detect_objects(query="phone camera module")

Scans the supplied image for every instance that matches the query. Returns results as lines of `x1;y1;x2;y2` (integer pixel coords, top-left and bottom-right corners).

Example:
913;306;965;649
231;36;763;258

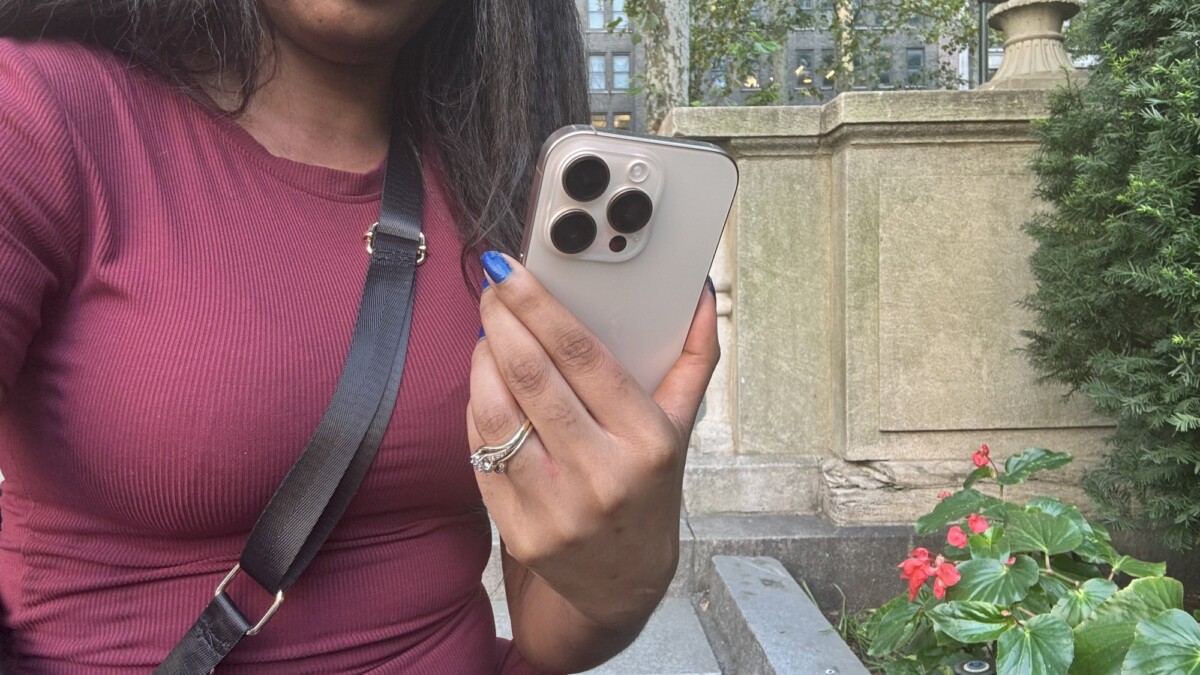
550;210;598;254
563;155;610;202
607;189;654;234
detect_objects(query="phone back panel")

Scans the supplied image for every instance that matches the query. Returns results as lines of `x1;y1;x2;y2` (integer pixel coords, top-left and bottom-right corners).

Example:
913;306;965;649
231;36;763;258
520;126;738;392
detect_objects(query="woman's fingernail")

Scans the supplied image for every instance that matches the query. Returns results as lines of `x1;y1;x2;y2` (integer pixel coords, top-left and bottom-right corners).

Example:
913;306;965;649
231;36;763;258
705;276;717;296
478;327;486;341
481;251;511;284
482;276;490;291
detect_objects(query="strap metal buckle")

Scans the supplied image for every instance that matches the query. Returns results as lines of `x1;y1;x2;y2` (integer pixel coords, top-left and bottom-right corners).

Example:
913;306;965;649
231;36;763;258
363;222;426;265
214;564;285;636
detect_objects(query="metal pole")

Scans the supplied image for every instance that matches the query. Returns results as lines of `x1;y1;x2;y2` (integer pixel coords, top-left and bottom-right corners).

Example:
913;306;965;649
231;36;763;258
977;2;990;87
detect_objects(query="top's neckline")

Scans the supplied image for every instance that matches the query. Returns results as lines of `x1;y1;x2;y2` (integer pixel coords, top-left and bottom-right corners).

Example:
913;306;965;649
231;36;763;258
189;89;388;202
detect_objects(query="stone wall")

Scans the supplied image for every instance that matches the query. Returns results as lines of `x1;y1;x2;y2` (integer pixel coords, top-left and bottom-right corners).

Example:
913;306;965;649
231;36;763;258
662;90;1114;526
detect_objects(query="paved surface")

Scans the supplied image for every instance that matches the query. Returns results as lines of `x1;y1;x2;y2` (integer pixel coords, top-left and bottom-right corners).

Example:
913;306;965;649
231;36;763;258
493;597;721;675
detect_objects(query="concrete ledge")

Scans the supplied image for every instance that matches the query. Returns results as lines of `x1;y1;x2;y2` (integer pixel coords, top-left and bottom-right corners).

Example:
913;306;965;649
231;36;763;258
663;89;1051;142
701;555;869;675
688;514;940;616
684;454;823;515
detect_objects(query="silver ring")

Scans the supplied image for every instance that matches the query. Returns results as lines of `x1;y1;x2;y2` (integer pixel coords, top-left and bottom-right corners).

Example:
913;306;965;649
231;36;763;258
470;419;534;474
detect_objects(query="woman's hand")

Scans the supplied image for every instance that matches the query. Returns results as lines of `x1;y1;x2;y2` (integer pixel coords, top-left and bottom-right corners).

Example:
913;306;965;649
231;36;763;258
468;251;719;672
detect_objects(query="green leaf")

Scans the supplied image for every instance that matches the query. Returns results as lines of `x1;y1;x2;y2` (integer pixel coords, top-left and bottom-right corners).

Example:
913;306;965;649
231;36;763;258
1070;577;1185;675
928;601;1014;644
1024;498;1114;563
997;614;1074;675
1111;555;1167;579
1007;509;1084;557
1053;578;1119;628
1122;609;1200;675
1039;575;1074;603
996;449;1073;486
1051;555;1104;583
964;466;995;489
949;556;1040;605
969;529;1012;562
917;489;987;534
867;596;923;657
883;659;926;675
1022;585;1057;615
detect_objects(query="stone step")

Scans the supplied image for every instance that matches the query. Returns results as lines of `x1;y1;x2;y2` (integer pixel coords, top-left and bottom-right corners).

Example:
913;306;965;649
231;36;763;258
700;555;870;675
493;597;721;675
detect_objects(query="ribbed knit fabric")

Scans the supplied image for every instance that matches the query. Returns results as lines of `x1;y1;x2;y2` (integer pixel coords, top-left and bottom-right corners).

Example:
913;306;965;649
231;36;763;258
0;38;539;674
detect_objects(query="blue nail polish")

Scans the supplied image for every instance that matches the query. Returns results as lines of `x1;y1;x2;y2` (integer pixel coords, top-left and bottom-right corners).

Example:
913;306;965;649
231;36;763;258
481;251;511;284
482;276;490;291
478;327;486;340
705;276;716;296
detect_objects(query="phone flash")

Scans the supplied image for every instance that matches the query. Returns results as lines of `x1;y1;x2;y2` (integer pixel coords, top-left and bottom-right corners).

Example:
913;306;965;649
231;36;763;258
628;160;649;183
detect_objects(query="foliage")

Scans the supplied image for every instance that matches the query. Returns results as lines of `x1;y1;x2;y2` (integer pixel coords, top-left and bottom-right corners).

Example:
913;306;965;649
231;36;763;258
619;0;975;108
1021;0;1200;549
857;444;1199;675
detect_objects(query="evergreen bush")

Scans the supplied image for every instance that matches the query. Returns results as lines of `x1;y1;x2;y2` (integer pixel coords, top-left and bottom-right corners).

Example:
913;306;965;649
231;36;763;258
1023;0;1200;549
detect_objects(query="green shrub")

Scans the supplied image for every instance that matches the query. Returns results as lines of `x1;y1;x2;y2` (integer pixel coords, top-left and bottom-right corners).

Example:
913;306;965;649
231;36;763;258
1022;0;1200;549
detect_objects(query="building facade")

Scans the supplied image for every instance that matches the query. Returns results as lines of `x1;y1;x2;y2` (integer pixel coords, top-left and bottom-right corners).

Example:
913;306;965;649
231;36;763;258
578;0;648;132
576;0;968;133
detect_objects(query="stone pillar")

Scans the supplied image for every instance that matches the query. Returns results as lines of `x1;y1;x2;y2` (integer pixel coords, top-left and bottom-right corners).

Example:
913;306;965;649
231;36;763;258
663;90;1112;526
980;0;1086;90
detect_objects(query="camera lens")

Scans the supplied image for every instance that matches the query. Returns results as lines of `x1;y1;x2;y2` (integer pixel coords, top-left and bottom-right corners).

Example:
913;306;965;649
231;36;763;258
607;189;653;234
549;210;597;254
563;155;610;202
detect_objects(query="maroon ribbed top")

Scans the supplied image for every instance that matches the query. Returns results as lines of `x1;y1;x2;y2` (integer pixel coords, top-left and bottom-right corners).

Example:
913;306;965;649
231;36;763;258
0;38;534;673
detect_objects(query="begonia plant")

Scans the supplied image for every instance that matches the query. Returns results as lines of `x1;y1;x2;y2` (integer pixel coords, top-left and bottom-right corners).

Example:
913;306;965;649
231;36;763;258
857;445;1200;675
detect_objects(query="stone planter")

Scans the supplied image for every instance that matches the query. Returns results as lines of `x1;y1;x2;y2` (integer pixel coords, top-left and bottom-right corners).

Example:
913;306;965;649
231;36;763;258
981;0;1087;90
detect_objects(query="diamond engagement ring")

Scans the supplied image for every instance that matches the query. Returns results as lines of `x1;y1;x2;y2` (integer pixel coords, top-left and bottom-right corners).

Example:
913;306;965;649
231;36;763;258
470;419;534;474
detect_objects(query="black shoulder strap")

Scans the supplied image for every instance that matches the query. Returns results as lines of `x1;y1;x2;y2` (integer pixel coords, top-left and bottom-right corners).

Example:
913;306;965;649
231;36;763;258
157;125;426;674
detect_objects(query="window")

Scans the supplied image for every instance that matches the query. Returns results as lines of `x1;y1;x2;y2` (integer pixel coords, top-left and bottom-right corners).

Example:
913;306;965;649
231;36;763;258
906;47;925;83
591;113;608;128
710;57;729;91
799;0;814;9
612;0;627;26
588;54;607;91
613;113;632;130
588;54;631;92
612;54;631;91
589;0;626;31
821;48;836;88
794;50;815;87
587;0;605;30
878;58;894;87
877;50;895;87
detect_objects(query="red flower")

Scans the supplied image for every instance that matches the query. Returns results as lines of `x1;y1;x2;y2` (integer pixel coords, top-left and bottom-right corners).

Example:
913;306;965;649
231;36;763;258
968;514;990;534
937;491;952;500
898;549;961;601
972;443;991;468
1007;556;1016;565
947;525;968;548
932;560;961;599
898;548;936;601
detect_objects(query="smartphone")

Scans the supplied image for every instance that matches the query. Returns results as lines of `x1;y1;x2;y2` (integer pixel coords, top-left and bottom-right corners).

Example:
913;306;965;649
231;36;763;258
519;125;739;392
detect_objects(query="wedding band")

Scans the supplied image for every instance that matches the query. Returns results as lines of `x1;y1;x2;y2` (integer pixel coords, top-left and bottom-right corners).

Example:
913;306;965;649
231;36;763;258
470;419;534;474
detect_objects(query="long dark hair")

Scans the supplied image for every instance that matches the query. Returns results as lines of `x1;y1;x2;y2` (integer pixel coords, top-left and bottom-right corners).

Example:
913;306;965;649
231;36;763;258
0;1;589;257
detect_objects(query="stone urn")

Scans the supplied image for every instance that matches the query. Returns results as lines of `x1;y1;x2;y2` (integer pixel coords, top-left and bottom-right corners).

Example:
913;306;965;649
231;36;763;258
980;0;1087;90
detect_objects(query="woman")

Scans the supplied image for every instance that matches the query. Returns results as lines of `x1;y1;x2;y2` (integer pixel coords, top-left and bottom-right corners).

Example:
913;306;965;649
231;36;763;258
0;0;719;672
